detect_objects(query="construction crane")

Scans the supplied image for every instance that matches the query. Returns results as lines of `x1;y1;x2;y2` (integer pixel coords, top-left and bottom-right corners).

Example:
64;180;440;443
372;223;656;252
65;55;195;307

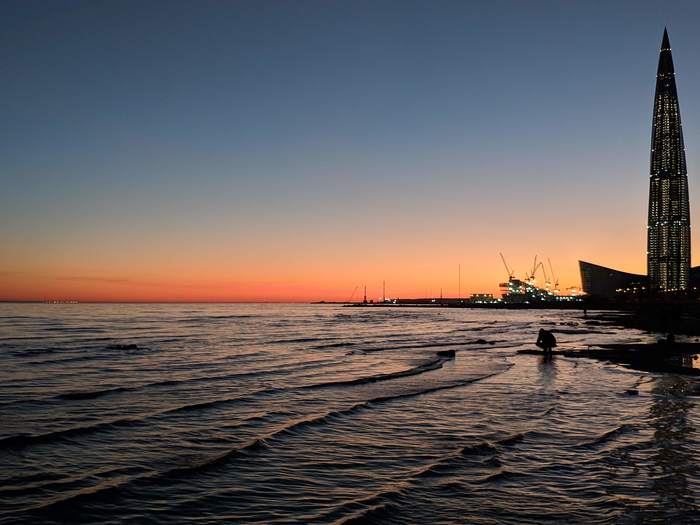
347;286;359;303
534;261;551;289
548;258;560;292
528;255;539;283
499;252;515;279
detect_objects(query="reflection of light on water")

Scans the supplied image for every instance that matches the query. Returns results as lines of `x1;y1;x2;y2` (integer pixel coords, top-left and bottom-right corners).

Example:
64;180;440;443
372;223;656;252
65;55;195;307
647;375;697;518
681;354;700;369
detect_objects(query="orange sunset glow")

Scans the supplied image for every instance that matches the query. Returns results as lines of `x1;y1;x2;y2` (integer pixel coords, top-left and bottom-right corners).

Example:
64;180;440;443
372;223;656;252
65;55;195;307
3;3;700;303
5;5;700;525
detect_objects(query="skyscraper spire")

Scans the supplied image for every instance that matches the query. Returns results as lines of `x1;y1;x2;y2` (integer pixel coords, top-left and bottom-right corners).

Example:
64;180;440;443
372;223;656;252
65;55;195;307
657;27;674;75
647;28;691;291
661;27;670;50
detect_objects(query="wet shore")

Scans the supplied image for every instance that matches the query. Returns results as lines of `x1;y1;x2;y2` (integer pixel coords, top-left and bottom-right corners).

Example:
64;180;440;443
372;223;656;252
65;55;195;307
518;304;700;376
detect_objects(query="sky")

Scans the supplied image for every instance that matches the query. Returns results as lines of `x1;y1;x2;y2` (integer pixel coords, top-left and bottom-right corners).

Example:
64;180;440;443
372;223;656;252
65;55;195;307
3;0;700;302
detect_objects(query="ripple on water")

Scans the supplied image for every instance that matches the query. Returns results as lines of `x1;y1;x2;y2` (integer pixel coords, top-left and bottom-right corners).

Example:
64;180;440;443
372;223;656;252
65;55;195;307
0;304;699;524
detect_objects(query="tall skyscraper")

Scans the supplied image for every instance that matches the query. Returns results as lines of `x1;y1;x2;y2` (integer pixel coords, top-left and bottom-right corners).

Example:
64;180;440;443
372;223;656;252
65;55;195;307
647;28;691;292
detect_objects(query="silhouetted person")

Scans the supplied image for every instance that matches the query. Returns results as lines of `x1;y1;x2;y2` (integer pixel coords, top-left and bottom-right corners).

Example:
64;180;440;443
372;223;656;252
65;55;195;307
536;328;557;357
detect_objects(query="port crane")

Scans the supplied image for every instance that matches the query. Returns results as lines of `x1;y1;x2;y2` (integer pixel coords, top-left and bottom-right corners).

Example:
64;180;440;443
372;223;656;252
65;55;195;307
548;258;560;293
524;256;560;292
524;255;540;285
499;253;563;296
499;252;515;279
497;253;580;303
529;255;538;282
532;261;551;289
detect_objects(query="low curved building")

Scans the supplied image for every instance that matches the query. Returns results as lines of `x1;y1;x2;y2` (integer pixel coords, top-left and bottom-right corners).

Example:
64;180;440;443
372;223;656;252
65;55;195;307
579;260;700;298
578;261;647;298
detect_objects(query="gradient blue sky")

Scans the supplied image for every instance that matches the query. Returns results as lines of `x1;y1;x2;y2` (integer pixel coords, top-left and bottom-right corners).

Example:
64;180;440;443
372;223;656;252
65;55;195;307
2;1;700;301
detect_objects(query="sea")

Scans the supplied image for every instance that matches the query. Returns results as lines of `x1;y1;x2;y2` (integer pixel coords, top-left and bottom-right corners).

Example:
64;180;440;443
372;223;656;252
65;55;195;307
1;303;699;524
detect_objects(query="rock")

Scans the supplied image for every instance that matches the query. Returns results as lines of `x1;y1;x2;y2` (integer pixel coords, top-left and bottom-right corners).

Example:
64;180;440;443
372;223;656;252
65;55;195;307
107;343;138;350
437;349;456;359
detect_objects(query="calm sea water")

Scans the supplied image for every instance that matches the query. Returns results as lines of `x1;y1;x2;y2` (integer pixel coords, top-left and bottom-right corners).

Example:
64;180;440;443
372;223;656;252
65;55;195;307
1;303;699;524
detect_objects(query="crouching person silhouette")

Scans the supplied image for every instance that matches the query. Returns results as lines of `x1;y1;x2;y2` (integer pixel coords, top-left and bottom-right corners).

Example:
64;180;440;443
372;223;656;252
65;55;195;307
536;328;557;358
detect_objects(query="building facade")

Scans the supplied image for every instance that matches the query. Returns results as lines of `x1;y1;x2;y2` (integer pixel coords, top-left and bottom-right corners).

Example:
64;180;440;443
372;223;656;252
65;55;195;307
647;28;691;291
579;29;694;298
579;261;648;298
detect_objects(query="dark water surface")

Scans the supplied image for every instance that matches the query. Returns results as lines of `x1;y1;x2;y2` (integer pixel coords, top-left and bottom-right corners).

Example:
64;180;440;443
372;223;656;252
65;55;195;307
1;304;699;524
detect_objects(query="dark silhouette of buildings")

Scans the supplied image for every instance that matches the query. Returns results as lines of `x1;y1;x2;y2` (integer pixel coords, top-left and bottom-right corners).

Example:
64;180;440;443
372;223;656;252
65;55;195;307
579;261;648;298
647;28;691;291
580;29;693;298
579;260;700;298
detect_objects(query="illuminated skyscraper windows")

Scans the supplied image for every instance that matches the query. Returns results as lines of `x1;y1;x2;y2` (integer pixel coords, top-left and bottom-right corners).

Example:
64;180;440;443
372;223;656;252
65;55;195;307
648;28;690;291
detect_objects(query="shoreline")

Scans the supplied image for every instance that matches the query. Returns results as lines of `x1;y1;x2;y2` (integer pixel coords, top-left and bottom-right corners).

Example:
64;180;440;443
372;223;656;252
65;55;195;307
521;307;700;377
518;343;700;377
333;300;700;377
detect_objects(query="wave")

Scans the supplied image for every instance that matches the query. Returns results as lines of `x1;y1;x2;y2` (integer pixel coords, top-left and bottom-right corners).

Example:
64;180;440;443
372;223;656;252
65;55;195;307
18;403;378;516
21;343;151;365
476;469;526;484
413;443;497;480
43;327;105;334
495;432;526;446
0;387;283;452
43;355;460;419
239;370;511;476
21;470;158;518
9;347;59;357
152;371;511;477
0;465;144;500
15;337;206;364
266;337;324;344
0;416;144;451
576;423;635;449
4;360;509;455
160;387;282;416
161;401;372;478
362;340;473;353
324;490;404;525
328;429;524;524
25;354;104;366
55;387;128;401
5;355;344;420
413;432;525;479
541;406;557;416
302;356;447;389
177;314;260;322
312;341;359;350
19;367;512;516
3;356;344;408
2;384;290;449
334;501;400;525
141;358;339;391
365;338;515;353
